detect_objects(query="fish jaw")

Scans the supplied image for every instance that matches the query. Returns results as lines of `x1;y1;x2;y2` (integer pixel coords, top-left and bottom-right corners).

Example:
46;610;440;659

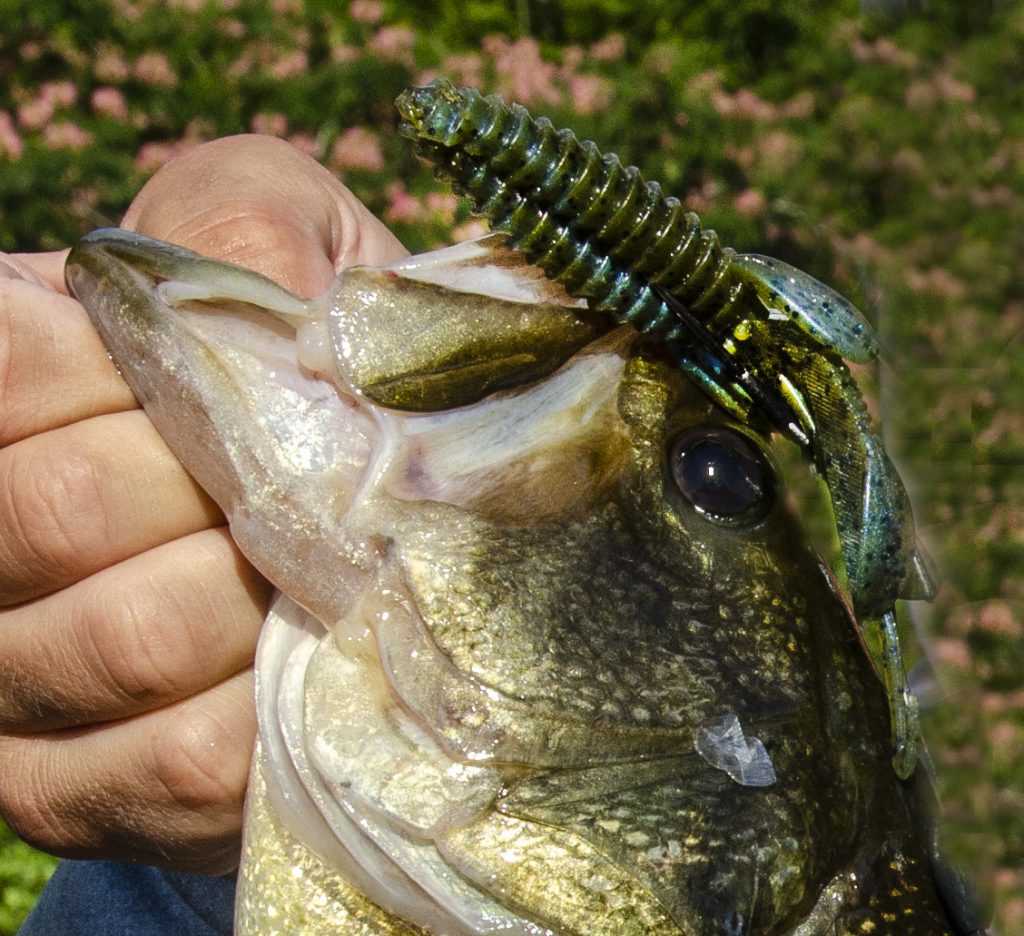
65;227;381;622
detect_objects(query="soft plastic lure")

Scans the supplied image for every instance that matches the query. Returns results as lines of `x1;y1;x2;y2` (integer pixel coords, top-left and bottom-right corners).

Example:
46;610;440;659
396;78;934;778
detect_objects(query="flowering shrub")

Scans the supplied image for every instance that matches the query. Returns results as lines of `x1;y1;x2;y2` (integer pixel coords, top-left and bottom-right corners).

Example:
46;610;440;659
1;0;1022;930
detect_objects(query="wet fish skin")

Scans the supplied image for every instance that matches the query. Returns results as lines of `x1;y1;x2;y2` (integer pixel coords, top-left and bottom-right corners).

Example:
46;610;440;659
66;229;959;934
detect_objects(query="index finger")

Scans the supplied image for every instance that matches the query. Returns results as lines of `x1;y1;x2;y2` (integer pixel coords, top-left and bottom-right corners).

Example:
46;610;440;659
8;249;71;294
0;274;137;448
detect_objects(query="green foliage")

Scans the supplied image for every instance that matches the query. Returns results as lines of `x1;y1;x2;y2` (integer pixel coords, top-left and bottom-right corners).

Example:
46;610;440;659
1;0;1022;928
0;821;55;935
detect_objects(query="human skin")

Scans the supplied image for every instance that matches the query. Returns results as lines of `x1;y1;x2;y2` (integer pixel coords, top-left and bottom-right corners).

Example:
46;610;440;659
0;135;407;874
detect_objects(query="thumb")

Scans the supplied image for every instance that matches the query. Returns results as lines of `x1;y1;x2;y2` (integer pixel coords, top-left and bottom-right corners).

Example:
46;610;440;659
121;134;408;297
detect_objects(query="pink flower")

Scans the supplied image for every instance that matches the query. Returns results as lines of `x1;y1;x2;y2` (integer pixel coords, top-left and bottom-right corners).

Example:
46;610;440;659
1002;896;1024;928
134;52;178;87
95;44;130;82
369;26;415;67
848;233;887;264
330;126;385;172
250;112;288;137
732;88;776;121
426;191;458;224
134;141;173;173
561;45;584;72
970;185;1015;209
930;638;971;671
91;87;128;120
384;181;426;224
849;36;917;68
686;70;722;97
989;720;1022;753
733;188;766;218
133;122;208;173
349;0;382;24
933;71;975;103
889;147;925;176
229;48;257;78
111;0;142;21
905;266;967;300
332;44;360;64
286;133;320;158
17;96;54;129
568;74;611;115
71;187;99;216
41;80;77;107
710;89;736;117
0;112;24;160
217;18;246;39
963;110;999;134
781;90;815;119
724;143;754;169
42;121;93;150
757;130;801;174
440;52;483;89
685;179;721;214
484;36;561;107
134;138;199;173
270;49;308;79
707;85;779;121
451;218;489;242
589;33;625;61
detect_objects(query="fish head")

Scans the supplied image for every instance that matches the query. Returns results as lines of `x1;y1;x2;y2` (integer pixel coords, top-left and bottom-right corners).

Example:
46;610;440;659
66;229;954;934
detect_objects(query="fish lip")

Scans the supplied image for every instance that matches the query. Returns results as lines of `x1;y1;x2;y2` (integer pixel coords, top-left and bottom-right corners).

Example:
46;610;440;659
67;227;313;331
72;226;178;271
67;227;210;294
66;228;160;301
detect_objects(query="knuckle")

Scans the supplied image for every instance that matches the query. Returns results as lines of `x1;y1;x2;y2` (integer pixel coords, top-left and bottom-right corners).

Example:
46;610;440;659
0;644;49;731
0;441;114;593
0;740;75;855
77;581;184;708
148;704;248;817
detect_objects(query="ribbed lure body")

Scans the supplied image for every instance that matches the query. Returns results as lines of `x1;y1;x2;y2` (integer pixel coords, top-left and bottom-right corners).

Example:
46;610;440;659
396;78;933;777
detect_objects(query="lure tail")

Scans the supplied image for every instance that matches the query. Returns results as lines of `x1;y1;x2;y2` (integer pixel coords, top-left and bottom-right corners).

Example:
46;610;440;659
784;344;932;777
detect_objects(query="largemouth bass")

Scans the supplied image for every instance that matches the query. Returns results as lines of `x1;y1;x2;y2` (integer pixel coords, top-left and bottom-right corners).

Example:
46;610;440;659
66;229;973;934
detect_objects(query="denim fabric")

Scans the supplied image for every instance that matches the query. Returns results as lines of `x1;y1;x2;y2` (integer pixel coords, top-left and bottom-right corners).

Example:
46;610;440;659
18;861;236;935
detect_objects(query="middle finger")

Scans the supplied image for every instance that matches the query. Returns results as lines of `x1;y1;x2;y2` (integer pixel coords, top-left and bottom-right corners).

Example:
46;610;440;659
0;525;269;733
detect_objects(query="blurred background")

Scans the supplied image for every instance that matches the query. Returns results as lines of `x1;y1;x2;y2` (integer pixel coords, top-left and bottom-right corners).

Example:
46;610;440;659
1;0;1021;931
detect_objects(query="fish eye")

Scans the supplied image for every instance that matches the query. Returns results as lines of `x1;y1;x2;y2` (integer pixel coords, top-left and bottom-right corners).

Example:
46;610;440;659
670;426;774;525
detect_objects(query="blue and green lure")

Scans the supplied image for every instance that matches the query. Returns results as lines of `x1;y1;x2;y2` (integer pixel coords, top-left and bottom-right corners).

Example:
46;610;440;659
395;78;934;779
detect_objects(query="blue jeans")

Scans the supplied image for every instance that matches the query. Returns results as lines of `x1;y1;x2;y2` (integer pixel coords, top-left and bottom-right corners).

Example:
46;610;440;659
18;861;235;935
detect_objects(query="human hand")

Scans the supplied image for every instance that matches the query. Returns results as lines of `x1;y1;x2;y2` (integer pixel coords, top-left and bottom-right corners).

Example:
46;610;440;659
0;135;407;873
